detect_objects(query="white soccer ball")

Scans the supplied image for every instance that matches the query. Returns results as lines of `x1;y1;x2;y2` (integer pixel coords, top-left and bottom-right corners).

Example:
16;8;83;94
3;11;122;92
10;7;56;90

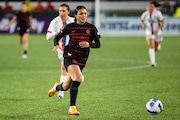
146;98;163;115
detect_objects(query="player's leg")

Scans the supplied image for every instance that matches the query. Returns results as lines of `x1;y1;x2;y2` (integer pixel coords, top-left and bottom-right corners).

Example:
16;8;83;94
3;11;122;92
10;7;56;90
67;64;83;115
21;33;29;59
155;34;163;51
48;56;71;97
48;74;71;97
18;27;23;45
155;41;160;51
57;62;67;98
146;37;156;66
19;35;23;44
56;49;68;98
157;42;161;51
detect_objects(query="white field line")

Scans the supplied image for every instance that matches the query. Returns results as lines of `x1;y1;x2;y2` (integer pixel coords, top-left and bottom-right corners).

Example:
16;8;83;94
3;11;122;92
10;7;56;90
0;65;150;75
0;59;150;74
84;65;150;72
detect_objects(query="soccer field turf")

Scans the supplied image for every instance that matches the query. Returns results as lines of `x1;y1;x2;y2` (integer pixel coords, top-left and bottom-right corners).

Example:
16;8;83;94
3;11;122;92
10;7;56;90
0;34;179;120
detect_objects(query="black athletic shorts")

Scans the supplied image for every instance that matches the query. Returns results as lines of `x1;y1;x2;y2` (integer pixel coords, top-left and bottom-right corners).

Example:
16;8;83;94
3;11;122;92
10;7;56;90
64;58;84;72
17;27;30;36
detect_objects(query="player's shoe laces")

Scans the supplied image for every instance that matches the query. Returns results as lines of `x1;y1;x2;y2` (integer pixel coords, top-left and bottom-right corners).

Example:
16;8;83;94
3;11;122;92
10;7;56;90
68;106;80;115
48;82;60;97
57;91;64;99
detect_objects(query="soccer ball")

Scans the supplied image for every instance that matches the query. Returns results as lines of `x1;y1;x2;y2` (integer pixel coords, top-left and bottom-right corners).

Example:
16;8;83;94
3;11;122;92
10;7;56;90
146;98;163;115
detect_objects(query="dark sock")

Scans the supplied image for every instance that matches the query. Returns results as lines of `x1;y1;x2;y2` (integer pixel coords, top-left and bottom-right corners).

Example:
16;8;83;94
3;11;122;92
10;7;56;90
56;83;65;91
70;81;80;106
23;50;27;55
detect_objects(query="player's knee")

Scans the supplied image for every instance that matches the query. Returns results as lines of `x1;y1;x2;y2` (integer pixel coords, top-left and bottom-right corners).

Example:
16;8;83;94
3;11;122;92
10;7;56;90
76;74;84;82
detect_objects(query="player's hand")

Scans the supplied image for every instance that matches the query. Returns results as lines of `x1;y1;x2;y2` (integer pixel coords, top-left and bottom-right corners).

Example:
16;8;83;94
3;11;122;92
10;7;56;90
141;24;146;29
53;45;61;53
30;27;35;32
79;41;90;48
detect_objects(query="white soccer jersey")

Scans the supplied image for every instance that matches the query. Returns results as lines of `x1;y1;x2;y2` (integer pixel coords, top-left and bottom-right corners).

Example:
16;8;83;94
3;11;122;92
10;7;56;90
141;10;164;36
46;16;74;62
46;16;74;46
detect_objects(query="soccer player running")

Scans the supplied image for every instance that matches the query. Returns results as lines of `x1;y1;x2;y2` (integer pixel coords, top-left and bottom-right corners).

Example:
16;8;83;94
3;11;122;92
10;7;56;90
48;5;101;115
46;4;74;99
4;2;33;59
141;2;165;67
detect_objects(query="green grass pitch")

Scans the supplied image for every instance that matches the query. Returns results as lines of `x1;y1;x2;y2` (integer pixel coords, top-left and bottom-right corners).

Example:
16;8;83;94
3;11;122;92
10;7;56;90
0;34;179;120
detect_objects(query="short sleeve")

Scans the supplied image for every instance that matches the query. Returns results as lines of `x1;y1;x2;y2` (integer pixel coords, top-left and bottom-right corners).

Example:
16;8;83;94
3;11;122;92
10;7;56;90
157;11;164;21
141;11;146;20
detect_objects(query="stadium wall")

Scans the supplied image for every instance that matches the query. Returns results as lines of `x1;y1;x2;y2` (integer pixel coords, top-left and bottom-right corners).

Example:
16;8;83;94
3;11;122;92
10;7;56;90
0;16;179;36
98;16;180;36
0;1;176;11
0;1;179;36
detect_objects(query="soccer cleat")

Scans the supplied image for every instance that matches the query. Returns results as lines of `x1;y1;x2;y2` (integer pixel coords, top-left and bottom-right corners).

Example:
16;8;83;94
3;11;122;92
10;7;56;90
22;54;27;59
151;62;157;67
68;106;80;115
48;82;60;97
57;91;64;99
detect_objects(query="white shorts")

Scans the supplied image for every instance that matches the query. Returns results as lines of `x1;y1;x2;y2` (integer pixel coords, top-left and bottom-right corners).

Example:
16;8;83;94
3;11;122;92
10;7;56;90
146;34;163;42
146;30;163;42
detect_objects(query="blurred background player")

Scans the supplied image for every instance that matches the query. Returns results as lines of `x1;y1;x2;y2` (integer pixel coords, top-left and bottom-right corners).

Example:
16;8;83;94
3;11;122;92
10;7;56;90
3;2;34;59
46;4;74;98
141;2;165;67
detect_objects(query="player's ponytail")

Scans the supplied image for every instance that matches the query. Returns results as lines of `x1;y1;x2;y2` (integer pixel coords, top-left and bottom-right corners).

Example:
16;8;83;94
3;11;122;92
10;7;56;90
74;18;77;22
